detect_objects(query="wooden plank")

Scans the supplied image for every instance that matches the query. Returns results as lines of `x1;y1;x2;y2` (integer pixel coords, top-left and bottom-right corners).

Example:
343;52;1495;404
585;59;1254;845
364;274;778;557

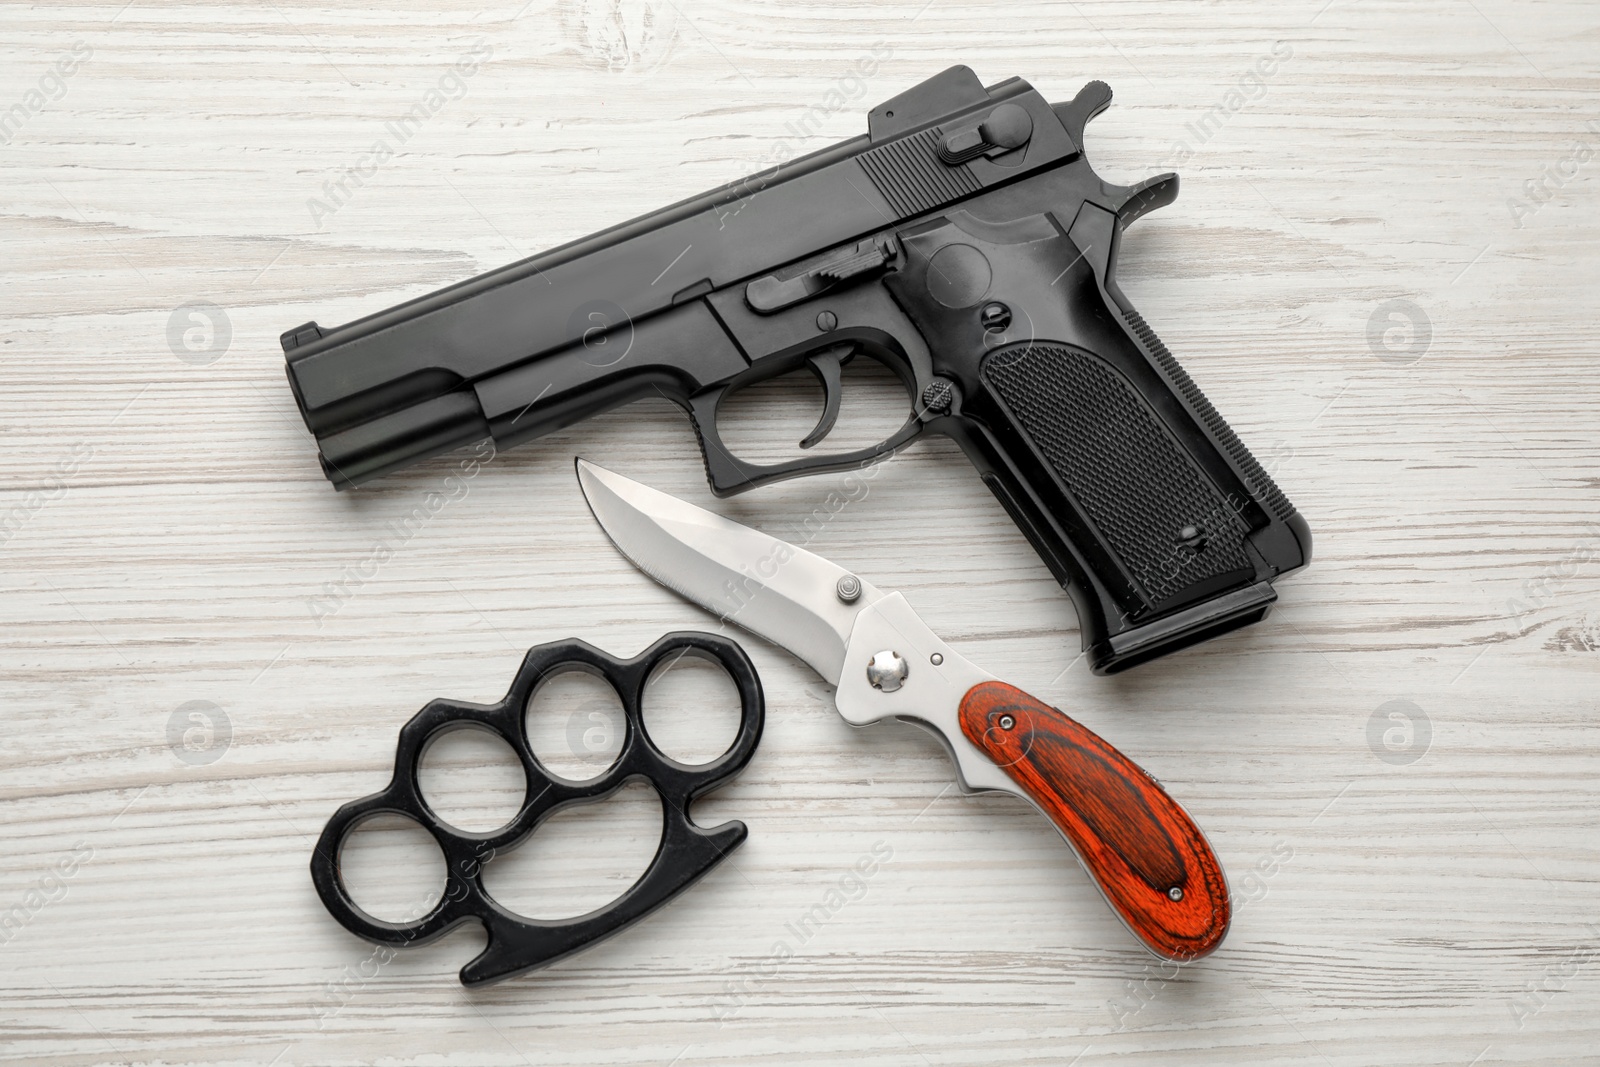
2;0;1597;1063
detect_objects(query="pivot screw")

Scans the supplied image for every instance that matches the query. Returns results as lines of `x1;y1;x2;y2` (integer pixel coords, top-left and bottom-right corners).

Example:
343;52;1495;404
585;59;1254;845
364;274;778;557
1168;887;1184;902
930;652;944;666
866;650;909;693
836;574;862;603
980;302;1012;332
816;310;838;332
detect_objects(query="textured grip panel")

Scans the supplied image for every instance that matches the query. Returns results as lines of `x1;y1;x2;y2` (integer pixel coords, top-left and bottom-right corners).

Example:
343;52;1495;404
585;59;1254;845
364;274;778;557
982;343;1251;606
959;680;1230;960
858;128;982;218
1125;310;1294;523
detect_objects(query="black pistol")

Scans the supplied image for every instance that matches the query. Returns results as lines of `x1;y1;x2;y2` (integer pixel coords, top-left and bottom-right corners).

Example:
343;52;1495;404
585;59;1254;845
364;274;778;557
281;66;1311;674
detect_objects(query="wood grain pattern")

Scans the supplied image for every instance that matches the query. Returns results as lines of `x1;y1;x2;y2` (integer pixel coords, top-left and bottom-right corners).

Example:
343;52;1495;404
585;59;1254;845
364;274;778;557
2;0;1599;1064
959;680;1230;961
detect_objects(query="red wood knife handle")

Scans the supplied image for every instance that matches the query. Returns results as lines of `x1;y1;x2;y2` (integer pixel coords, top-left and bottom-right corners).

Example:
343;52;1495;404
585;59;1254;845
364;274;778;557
958;681;1229;960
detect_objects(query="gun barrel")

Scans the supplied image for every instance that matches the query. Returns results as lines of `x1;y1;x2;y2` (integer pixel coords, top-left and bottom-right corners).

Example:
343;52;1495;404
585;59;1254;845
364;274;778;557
282;68;1075;488
308;392;488;489
284;129;875;432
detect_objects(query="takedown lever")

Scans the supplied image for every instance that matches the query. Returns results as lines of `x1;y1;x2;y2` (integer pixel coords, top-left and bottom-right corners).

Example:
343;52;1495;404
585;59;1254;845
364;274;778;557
744;238;898;313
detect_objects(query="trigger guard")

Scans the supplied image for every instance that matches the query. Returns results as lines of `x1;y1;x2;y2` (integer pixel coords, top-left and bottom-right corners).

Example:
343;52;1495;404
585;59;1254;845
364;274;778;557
687;339;925;496
690;384;922;497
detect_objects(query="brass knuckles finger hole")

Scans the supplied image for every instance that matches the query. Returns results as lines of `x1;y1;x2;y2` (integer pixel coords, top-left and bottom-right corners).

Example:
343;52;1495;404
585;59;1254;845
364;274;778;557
415;719;540;839
327;786;538;947
324;806;454;940
636;641;759;772
523;662;633;787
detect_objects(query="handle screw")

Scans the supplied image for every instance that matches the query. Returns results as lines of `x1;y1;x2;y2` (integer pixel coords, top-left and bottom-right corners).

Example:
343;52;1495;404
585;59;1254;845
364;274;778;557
998;714;1015;730
866;650;909;692
930;652;944;666
836;574;862;603
1168;886;1184;901
816;310;838;332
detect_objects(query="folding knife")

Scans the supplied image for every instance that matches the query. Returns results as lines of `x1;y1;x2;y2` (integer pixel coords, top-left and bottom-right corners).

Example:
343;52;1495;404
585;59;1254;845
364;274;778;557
576;460;1230;960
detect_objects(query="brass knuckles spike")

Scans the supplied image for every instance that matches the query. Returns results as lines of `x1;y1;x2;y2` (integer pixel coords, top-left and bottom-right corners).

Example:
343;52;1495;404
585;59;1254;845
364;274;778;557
309;632;765;987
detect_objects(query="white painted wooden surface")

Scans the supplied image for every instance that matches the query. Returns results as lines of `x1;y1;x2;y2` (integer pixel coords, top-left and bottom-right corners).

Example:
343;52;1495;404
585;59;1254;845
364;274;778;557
3;1;1598;1064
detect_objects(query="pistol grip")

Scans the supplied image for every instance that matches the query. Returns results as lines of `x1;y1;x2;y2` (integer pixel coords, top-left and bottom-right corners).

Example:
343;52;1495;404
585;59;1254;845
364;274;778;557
884;203;1309;673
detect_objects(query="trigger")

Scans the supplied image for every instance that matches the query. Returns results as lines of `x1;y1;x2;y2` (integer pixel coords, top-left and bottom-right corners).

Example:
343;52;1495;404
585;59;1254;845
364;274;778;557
799;345;849;450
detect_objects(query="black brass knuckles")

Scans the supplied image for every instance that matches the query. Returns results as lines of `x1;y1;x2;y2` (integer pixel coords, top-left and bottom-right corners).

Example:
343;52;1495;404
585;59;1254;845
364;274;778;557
309;632;764;986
